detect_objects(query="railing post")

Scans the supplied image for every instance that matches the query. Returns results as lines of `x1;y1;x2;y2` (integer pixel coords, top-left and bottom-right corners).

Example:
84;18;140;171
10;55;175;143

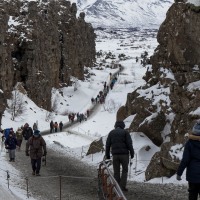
26;177;29;198
108;183;115;200
59;175;62;200
98;161;127;200
103;173;109;195
6;170;10;189
135;153;137;173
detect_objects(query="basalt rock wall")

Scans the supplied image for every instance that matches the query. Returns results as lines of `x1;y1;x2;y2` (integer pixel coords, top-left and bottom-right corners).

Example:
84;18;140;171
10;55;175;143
0;0;96;122
117;2;200;180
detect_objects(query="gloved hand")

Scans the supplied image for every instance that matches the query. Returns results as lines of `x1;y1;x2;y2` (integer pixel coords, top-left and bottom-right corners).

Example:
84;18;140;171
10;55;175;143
131;154;134;159
43;151;47;156
106;155;110;160
176;175;182;181
26;151;29;156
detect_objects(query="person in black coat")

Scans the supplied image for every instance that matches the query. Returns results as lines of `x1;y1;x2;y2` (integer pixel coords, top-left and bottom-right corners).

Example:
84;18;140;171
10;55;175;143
22;123;33;140
59;121;63;132
50;121;54;133
105;121;134;192
177;121;200;200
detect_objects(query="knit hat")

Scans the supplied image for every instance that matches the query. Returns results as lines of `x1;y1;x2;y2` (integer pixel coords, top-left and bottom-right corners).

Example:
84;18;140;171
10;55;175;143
192;122;200;136
114;121;125;129
33;130;40;136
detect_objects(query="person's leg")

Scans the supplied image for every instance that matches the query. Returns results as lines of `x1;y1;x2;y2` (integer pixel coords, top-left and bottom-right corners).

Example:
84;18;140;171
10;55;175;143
113;155;121;184
18;140;22;149
196;183;200;199
188;182;199;200
10;149;15;161
120;154;129;190
31;159;36;175
36;158;42;175
8;149;12;161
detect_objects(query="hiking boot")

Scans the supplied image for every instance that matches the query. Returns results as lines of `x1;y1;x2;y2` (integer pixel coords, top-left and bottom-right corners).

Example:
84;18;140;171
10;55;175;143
36;173;41;176
9;159;12;162
32;171;35;175
121;187;128;192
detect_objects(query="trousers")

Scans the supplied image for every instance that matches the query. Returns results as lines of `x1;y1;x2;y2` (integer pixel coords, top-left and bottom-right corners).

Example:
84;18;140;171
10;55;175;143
113;154;129;188
31;158;41;174
188;182;200;200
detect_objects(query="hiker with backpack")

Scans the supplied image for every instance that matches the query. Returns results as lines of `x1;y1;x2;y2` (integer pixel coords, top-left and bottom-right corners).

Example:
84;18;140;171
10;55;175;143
4;128;14;140
5;131;18;162
26;130;47;176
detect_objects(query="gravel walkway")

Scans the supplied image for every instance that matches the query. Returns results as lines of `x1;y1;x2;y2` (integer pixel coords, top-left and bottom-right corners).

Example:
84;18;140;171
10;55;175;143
10;142;98;200
3;141;188;200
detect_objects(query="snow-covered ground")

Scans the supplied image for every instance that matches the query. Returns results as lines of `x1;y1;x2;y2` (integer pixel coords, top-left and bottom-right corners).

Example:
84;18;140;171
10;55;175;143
0;28;187;199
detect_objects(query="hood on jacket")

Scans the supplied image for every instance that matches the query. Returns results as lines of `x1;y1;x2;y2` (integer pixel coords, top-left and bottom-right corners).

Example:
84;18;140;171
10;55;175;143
114;121;125;129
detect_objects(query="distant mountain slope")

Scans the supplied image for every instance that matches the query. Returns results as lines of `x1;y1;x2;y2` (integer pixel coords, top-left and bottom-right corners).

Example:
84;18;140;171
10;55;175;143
72;0;174;28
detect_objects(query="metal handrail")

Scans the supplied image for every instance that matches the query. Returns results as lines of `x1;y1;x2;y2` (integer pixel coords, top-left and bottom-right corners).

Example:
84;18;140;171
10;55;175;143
98;160;127;200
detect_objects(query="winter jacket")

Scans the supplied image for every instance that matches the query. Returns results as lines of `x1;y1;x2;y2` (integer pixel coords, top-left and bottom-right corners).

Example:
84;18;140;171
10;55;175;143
106;127;134;159
177;139;200;183
4;128;12;140
59;122;63;128
5;136;18;150
22;127;33;140
26;135;46;159
16;130;23;140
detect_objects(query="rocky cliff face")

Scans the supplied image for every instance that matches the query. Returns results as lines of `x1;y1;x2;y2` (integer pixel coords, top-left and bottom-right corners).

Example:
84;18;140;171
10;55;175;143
0;0;96;122
117;2;200;180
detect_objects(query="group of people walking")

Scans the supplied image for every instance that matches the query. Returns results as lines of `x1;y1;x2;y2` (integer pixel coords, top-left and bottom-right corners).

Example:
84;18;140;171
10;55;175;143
50;121;63;133
91;73;118;106
1;123;46;176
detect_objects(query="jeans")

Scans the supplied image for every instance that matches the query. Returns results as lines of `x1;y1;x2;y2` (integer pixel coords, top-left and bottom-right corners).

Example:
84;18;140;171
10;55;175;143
188;182;200;200
31;158;42;174
8;149;15;160
113;154;129;188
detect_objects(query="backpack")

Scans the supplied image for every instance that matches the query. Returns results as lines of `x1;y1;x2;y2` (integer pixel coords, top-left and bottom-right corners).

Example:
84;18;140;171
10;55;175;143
4;128;11;140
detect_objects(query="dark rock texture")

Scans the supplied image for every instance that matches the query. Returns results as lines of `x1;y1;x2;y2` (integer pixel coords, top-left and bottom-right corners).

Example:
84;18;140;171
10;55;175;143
117;2;200;180
0;0;96;121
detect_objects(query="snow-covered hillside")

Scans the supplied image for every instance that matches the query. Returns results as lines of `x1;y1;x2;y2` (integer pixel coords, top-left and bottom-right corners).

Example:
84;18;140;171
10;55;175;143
72;0;174;28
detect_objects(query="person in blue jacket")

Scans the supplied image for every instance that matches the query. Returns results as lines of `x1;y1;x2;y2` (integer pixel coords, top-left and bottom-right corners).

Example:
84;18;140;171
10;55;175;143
177;121;200;200
5;132;18;162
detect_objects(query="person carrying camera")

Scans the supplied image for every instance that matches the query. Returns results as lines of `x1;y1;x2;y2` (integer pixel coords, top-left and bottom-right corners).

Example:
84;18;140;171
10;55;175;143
26;130;47;176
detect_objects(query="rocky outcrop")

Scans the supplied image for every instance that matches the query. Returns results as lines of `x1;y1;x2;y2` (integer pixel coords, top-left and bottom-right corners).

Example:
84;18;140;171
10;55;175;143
117;2;200;180
0;0;96;121
86;137;104;156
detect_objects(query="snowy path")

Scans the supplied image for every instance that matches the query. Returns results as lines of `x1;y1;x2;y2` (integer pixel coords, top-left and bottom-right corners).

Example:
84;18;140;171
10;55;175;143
3;141;98;200
0;184;22;200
